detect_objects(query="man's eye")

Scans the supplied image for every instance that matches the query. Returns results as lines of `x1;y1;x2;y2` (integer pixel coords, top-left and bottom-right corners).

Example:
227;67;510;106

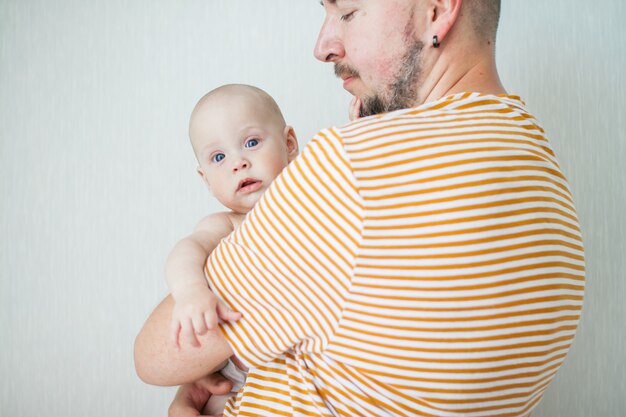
340;11;355;22
211;153;225;163
245;138;260;148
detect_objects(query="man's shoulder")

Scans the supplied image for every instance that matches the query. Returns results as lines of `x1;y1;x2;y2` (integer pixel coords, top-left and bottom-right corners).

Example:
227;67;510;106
334;93;537;140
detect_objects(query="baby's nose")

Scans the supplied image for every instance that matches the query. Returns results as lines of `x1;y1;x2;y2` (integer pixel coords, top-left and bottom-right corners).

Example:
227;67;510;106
232;159;249;172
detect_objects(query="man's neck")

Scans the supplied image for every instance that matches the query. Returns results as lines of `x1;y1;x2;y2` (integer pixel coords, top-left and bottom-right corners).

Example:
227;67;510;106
418;50;506;106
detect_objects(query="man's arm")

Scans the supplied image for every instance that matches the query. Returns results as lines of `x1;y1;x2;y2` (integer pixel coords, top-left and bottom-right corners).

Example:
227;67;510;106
134;295;233;386
137;132;361;384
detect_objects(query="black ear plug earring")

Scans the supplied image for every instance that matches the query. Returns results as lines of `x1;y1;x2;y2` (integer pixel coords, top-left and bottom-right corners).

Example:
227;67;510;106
433;35;440;48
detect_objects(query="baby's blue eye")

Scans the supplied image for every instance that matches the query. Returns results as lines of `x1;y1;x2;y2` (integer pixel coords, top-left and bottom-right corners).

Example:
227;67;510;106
211;153;225;163
245;138;260;148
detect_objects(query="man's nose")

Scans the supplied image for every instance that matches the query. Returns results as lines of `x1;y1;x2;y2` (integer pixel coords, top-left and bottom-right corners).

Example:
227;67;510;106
232;158;250;172
314;17;344;62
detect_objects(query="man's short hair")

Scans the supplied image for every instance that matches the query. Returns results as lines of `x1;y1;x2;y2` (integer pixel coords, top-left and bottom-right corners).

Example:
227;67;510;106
469;0;501;43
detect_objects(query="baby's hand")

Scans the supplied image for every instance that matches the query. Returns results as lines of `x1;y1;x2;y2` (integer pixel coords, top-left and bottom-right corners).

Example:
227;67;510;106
349;96;362;121
170;283;242;349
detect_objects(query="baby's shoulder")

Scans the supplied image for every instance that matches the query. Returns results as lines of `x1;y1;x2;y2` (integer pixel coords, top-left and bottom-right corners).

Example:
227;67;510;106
224;211;245;230
194;211;238;235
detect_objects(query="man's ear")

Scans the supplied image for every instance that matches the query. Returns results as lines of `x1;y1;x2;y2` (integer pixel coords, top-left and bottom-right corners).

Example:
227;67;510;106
283;126;299;162
196;166;211;191
427;0;463;45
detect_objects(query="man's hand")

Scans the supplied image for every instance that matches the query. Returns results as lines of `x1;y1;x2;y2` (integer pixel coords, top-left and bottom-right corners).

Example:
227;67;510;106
349;96;362;121
169;373;233;417
170;283;242;349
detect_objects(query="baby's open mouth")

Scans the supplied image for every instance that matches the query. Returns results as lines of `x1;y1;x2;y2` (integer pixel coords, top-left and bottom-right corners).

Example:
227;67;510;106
237;178;262;193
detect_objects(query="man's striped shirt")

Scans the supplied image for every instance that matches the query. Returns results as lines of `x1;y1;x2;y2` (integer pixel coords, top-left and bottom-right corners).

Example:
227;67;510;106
206;93;585;416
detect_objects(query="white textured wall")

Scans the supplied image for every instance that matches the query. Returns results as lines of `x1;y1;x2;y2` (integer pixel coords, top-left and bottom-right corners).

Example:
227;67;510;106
0;1;624;416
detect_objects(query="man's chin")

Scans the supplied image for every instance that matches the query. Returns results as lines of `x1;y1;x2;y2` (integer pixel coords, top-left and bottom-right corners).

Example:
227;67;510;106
360;95;389;117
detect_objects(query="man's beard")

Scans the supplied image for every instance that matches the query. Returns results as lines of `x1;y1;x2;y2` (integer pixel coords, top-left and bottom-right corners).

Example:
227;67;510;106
335;39;425;118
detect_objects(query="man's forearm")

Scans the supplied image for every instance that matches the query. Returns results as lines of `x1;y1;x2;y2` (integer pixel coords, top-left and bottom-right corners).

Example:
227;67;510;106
134;295;233;386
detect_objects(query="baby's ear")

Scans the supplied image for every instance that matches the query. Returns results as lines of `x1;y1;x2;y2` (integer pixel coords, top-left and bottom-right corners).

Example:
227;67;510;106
283;126;299;162
196;166;211;191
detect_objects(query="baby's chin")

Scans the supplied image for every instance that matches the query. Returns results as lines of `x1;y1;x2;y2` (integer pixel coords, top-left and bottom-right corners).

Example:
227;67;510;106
220;186;268;214
226;199;260;215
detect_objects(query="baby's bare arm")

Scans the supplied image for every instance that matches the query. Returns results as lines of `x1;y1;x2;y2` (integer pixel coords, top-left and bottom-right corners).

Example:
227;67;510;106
165;212;236;294
165;212;242;347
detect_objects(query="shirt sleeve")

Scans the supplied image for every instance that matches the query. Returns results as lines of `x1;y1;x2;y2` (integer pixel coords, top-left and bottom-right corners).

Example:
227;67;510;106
205;129;363;368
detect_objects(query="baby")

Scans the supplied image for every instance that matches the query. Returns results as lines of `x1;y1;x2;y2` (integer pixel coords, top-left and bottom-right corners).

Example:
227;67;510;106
165;84;299;413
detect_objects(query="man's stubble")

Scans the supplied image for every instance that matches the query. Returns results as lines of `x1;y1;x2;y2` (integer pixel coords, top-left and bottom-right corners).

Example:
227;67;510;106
334;38;425;118
360;38;425;117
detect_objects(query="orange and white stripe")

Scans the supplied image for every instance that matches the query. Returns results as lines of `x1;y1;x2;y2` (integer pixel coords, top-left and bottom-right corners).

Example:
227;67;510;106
206;93;585;416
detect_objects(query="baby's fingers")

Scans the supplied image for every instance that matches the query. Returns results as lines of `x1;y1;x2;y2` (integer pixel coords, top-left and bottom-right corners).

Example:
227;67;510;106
181;318;200;348
192;313;209;335
169;319;181;350
204;310;219;331
216;301;242;322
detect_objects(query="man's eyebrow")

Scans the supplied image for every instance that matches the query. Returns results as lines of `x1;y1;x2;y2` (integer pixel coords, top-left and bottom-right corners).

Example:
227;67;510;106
319;0;338;6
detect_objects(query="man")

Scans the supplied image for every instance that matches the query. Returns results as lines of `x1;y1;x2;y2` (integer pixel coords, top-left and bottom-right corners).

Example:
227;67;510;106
135;1;585;416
